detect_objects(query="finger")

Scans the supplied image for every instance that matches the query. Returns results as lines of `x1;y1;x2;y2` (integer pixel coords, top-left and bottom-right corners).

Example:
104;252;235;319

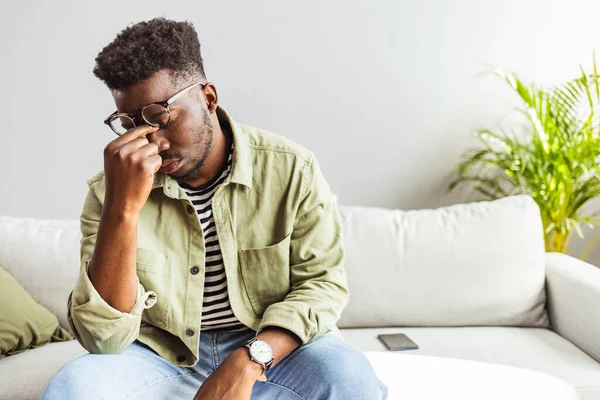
135;142;160;159
144;154;163;174
113;124;160;146
118;137;153;156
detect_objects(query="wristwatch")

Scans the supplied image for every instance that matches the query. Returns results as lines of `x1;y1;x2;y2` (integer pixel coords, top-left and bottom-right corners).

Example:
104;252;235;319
245;337;274;375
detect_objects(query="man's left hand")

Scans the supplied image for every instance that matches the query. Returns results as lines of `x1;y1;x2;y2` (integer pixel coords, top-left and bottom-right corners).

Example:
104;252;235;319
193;347;263;400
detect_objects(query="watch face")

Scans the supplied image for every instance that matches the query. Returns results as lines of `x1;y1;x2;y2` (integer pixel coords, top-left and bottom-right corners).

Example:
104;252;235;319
250;340;273;364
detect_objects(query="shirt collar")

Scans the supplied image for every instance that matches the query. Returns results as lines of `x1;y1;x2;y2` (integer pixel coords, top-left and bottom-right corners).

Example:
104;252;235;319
152;105;253;199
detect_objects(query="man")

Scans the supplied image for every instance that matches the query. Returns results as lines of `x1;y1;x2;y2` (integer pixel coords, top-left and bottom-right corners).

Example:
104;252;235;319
41;18;387;399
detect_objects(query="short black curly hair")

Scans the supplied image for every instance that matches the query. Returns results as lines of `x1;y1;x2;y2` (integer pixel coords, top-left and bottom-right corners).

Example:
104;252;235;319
93;18;206;90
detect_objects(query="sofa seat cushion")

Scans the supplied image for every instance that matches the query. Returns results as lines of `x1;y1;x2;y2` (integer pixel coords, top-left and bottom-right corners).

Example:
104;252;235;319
342;327;600;400
0;340;87;400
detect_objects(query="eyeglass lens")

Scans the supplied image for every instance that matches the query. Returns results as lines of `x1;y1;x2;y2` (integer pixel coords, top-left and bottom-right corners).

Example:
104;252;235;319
109;104;170;135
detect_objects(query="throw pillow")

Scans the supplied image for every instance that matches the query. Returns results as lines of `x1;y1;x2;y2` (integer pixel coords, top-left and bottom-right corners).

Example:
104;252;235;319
0;265;73;359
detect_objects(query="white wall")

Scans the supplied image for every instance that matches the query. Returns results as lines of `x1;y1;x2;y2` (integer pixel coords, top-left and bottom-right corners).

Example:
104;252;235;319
2;0;600;263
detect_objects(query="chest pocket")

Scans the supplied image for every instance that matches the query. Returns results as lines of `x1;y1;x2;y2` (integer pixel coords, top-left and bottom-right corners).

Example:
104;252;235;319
136;247;171;329
238;232;292;316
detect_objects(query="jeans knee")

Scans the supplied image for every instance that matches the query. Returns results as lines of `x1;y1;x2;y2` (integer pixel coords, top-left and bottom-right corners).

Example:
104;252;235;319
40;356;120;400
304;338;387;399
41;363;85;399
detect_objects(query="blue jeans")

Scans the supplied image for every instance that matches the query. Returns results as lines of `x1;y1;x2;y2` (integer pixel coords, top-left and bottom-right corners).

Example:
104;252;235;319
40;328;388;399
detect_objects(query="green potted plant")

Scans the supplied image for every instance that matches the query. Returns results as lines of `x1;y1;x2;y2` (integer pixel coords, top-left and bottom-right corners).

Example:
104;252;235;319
449;57;600;254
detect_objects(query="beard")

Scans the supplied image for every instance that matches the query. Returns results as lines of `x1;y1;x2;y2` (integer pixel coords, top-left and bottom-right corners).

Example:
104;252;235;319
169;109;214;184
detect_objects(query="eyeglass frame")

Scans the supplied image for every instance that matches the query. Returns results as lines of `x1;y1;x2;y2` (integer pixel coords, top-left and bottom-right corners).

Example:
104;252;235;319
103;81;207;136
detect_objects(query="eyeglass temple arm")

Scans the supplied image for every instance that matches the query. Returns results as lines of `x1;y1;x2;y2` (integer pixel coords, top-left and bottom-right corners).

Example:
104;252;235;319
104;111;131;124
166;81;205;105
104;81;205;124
104;112;117;124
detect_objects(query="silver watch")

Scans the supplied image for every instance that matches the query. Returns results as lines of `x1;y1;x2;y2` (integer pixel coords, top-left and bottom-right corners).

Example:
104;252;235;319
245;337;274;375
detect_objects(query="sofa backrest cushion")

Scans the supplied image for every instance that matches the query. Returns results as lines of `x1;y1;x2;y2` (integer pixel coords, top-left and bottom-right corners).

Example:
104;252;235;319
337;195;550;328
0;217;79;331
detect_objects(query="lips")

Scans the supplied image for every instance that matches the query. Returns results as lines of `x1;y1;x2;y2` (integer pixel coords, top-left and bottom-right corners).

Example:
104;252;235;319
161;159;179;168
160;158;180;173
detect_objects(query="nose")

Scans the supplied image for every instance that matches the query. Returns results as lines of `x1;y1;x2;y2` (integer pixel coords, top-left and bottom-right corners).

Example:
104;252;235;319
147;129;170;152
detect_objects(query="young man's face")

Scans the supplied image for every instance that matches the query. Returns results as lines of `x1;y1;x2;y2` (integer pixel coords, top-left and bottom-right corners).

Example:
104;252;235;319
112;69;216;184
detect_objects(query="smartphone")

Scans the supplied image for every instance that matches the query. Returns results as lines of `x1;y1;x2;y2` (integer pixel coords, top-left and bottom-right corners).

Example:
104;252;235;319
377;333;419;351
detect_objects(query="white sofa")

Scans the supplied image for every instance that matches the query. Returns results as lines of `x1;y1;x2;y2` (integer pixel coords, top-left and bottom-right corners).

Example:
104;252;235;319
0;195;599;399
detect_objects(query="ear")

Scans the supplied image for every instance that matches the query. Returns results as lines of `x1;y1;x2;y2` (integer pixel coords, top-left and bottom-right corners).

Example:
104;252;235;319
203;83;219;113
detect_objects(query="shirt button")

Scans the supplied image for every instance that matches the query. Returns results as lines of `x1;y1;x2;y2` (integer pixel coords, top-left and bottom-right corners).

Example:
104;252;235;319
190;266;200;275
186;329;195;337
186;205;195;214
177;355;186;363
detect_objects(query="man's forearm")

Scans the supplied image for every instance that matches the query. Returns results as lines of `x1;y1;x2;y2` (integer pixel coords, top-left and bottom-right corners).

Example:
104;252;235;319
88;204;139;313
256;327;302;367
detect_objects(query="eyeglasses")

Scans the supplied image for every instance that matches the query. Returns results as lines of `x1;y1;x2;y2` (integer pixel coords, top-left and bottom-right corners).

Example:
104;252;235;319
104;81;206;136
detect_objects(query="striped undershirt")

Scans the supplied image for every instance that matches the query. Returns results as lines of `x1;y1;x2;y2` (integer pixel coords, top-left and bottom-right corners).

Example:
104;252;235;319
179;140;246;331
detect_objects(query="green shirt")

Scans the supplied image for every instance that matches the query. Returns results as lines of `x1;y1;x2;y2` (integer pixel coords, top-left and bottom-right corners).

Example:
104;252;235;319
67;106;348;367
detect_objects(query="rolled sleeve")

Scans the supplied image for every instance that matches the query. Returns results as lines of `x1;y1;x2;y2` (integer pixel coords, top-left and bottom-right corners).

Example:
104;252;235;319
257;156;348;344
68;259;157;353
67;186;157;354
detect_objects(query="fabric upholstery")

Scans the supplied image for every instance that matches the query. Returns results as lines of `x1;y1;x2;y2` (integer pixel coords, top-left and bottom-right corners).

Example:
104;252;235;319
338;195;549;328
0;266;73;358
0;340;87;400
546;252;600;363
342;326;600;400
0;216;80;331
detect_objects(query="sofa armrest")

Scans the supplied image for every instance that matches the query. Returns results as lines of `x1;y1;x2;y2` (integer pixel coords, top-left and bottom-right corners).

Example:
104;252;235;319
545;252;600;363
